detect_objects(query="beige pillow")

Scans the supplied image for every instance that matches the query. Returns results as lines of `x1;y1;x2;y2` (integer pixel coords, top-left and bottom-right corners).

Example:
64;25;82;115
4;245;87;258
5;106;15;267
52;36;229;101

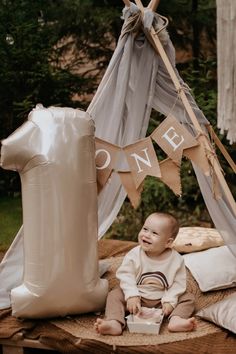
173;227;224;253
183;246;236;292
197;293;236;334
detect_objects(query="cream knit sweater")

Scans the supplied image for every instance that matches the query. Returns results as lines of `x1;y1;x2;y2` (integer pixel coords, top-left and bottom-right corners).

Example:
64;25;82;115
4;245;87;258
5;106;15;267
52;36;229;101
116;246;186;308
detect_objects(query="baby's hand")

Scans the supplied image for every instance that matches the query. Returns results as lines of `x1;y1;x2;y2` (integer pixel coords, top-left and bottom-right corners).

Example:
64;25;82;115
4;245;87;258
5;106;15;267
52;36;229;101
162;302;174;316
127;296;141;315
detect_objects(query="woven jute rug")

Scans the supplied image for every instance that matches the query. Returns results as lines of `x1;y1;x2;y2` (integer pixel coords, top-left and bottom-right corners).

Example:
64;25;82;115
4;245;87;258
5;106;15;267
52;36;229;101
1;239;236;353
51;256;236;348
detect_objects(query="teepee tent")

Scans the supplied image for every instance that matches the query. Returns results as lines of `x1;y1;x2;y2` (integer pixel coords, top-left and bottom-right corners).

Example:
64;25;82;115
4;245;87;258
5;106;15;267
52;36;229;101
90;0;236;249
0;0;236;311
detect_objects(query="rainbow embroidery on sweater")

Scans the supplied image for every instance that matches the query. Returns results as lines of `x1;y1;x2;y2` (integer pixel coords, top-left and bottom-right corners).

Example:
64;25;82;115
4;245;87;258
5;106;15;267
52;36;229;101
137;271;169;290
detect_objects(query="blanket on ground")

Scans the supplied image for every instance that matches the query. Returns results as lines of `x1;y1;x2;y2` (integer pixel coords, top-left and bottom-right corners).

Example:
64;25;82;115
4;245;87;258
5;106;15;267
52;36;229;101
0;239;236;354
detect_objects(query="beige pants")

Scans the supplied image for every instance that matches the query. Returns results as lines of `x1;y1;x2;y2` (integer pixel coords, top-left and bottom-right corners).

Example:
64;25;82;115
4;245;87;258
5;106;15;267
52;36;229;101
105;286;195;327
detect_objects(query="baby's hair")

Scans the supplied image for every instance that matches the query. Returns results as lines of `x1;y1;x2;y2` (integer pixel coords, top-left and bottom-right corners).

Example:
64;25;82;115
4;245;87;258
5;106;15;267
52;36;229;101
149;212;179;239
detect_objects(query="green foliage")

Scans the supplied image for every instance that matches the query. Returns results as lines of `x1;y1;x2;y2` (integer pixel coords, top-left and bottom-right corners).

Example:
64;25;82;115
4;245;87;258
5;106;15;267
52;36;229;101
0;0;122;142
0;1;75;138
0;0;121;195
158;0;216;61
179;59;217;121
0;196;22;251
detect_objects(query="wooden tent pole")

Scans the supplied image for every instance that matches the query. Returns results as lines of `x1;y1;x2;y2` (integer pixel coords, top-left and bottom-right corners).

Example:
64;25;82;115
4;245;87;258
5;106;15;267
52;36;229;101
148;0;160;12
132;0;236;215
207;125;236;174
122;0;131;7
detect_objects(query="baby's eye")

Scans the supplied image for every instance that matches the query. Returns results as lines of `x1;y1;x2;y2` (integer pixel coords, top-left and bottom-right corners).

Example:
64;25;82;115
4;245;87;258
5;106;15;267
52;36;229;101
153;232;158;236
143;227;148;231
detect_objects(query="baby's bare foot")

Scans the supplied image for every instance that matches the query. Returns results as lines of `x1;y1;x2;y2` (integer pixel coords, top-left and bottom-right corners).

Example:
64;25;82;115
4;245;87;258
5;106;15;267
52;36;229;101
94;318;122;335
168;316;197;332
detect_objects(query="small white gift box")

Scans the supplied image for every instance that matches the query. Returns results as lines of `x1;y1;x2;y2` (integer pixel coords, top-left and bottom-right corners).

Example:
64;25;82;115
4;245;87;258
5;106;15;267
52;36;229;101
126;312;164;334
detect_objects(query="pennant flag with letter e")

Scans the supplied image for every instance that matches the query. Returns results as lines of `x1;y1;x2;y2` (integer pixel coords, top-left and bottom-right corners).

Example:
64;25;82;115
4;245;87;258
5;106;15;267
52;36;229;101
159;158;182;196
118;171;144;209
95;137;120;192
151;114;199;163
183;135;210;175
124;137;161;189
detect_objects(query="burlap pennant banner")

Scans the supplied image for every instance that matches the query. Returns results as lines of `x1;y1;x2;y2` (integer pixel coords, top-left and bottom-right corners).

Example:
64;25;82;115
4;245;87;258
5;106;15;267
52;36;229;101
95;137;120;192
118;171;144;209
94;115;214;204
123;137;161;189
183;135;210;175
159;158;182;196
151;114;199;162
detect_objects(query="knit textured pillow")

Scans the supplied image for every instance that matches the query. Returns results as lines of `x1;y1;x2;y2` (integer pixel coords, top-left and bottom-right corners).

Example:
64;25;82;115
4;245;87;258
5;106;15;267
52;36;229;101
173;227;224;253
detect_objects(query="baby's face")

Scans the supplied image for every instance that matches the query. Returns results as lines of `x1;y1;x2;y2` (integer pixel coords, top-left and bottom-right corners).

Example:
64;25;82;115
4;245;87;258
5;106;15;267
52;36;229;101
138;214;173;257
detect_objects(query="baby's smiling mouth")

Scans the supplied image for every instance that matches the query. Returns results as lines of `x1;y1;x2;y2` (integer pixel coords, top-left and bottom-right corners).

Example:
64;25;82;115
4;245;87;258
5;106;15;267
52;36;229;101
142;239;152;245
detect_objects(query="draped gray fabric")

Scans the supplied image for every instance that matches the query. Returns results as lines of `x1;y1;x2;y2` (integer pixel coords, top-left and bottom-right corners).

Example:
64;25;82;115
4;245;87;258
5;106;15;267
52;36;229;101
88;4;161;236
89;3;236;256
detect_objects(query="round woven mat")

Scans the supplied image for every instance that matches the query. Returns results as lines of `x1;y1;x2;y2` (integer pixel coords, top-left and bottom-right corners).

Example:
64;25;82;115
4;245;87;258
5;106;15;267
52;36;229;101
51;256;236;347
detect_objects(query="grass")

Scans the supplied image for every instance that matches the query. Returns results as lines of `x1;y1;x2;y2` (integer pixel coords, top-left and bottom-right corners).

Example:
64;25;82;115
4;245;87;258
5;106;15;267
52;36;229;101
0;196;22;251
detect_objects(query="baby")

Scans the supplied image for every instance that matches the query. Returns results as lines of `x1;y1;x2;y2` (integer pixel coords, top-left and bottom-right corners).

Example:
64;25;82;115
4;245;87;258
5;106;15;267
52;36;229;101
95;212;196;335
